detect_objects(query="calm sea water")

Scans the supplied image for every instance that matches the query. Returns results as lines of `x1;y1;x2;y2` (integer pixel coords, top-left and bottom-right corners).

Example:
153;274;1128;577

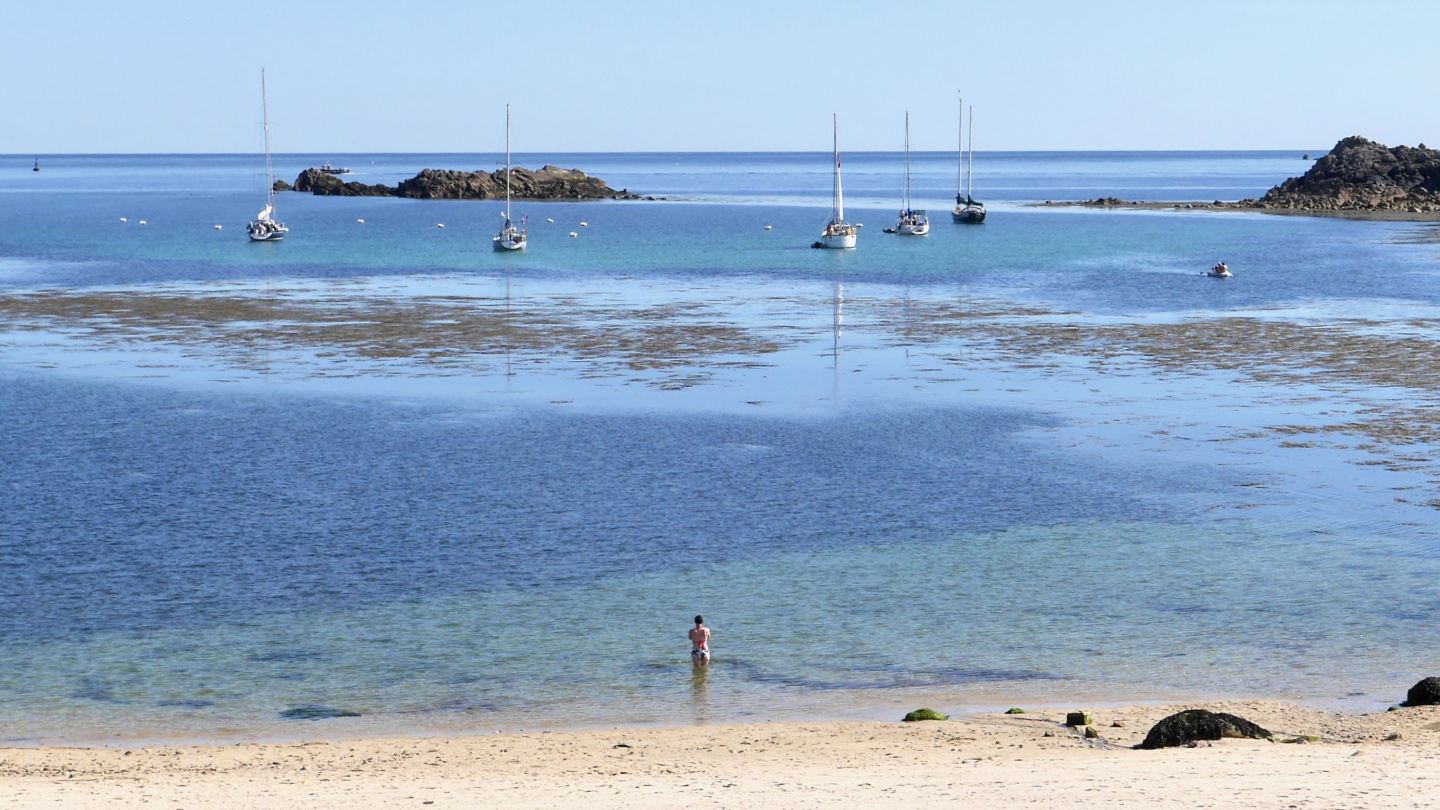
2;152;1440;743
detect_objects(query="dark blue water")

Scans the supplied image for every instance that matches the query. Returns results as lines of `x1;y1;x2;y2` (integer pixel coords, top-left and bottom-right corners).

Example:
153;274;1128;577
0;375;1194;641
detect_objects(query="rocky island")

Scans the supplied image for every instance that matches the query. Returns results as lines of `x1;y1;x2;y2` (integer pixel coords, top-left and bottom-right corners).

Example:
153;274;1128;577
1248;136;1439;214
278;165;646;200
1046;136;1440;220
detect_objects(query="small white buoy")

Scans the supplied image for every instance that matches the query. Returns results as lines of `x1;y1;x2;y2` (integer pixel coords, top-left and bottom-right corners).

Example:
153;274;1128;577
357;219;365;224
119;217;127;223
856;223;864;228
437;223;445;228
139;220;147;225
580;221;588;227
546;218;554;223
764;225;773;230
569;231;578;238
214;224;222;230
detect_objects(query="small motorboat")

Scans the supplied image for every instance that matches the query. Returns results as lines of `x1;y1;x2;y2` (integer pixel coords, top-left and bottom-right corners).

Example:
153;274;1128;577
1205;261;1232;278
319;162;351;175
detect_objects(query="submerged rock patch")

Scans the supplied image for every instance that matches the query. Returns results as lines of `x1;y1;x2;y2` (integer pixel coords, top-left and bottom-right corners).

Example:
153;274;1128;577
281;706;362;720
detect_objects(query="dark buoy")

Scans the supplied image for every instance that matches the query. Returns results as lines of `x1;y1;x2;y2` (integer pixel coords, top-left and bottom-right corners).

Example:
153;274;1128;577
1303;154;1310;160
32;158;39;172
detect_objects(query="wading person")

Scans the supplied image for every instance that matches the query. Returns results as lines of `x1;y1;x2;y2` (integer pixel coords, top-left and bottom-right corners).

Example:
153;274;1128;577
689;615;711;666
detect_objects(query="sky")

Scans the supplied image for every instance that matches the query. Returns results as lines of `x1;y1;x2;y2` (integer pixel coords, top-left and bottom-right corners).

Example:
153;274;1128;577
2;0;1437;153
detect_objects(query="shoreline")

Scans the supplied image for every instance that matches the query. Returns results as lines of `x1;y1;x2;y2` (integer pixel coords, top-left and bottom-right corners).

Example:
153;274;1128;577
3;701;1436;809
1030;199;1440;221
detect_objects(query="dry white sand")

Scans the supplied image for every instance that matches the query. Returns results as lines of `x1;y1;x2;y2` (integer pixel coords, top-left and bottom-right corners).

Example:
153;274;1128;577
3;701;1439;809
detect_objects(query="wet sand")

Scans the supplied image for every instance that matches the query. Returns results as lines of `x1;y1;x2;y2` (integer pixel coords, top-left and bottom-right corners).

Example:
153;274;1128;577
3;701;1437;809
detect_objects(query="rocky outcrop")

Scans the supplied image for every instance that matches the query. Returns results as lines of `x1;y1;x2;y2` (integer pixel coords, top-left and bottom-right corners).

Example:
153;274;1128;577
1251;137;1440;213
288;165;639;200
1136;709;1273;749
1403;676;1440;707
293;169;393;197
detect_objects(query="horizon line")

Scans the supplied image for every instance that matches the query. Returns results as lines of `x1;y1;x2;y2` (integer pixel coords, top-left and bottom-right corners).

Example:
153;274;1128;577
7;148;1331;157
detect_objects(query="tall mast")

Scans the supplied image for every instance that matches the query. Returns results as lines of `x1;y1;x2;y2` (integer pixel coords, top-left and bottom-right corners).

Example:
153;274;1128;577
261;69;275;209
504;103;512;223
832;114;844;222
957;93;964;198
903;111;911;213
967;106;975;201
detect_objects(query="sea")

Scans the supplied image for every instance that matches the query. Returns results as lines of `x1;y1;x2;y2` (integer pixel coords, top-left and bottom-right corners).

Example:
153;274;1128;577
3;150;1439;744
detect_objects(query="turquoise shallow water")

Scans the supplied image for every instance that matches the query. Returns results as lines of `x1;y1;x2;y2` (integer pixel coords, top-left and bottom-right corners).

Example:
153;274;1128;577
2;152;1440;743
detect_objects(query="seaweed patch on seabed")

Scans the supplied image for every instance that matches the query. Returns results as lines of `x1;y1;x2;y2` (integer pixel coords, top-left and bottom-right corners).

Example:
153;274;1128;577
0;290;791;389
10;287;1440;479
866;297;1440;503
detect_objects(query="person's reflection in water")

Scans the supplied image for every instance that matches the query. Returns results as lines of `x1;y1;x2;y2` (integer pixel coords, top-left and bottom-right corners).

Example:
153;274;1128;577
690;654;710;719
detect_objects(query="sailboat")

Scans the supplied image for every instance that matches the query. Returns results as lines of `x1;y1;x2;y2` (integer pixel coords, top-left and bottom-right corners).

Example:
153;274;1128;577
493;104;527;252
818;115;857;249
892;112;929;235
247;69;289;242
32;158;39;173
951;97;986;224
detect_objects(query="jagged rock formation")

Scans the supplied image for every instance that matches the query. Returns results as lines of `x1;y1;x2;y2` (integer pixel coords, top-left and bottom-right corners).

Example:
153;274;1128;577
288;165;640;200
1252;137;1440;213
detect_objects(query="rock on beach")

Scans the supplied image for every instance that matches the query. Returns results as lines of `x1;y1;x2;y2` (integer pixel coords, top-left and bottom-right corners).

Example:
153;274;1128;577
1137;709;1273;749
1403;676;1440;707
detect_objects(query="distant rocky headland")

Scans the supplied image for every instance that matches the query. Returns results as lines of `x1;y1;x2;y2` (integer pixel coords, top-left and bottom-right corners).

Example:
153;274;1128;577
275;165;647;200
1045;137;1440;220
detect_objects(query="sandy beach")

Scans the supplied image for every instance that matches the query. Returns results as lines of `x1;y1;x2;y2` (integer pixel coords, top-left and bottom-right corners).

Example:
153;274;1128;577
4;701;1438;809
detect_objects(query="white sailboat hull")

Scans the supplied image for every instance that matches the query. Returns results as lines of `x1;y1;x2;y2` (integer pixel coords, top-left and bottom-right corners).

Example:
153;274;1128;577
819;231;856;249
493;235;527;251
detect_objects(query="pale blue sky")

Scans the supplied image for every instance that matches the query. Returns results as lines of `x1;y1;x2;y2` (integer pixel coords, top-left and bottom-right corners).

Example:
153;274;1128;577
3;0;1436;153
